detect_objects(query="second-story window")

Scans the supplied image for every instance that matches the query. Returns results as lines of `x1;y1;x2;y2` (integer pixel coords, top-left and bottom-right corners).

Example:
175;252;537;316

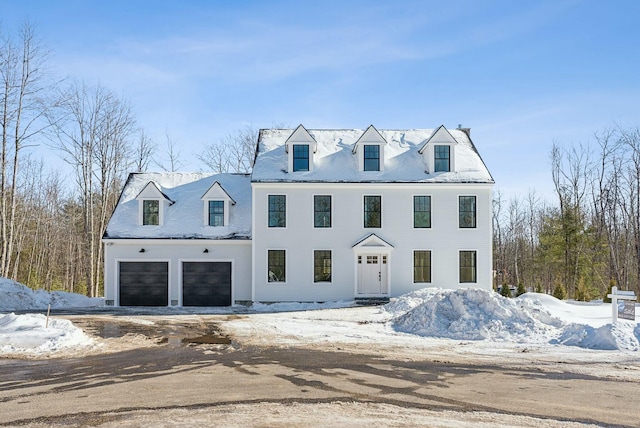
293;144;309;172
413;196;431;228
314;195;331;228
143;200;159;225
364;195;381;228
364;145;380;171
268;195;286;227
208;200;224;226
459;196;476;228
434;145;450;172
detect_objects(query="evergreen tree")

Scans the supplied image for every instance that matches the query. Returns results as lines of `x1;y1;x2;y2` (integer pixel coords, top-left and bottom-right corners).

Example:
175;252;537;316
516;283;527;297
500;283;512;298
553;282;567;300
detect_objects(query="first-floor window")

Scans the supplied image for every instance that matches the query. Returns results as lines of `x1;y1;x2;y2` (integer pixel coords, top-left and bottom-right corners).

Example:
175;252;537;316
413;250;431;283
459;250;477;283
268;250;286;282
364;195;381;228
314;250;332;282
143;200;159;225
208;200;224;226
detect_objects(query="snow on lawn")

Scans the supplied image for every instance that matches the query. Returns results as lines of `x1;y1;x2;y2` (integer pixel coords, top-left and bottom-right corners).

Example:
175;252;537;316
0;277;103;311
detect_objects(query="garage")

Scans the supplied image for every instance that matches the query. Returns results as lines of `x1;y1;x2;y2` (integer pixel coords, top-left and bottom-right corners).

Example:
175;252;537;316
119;261;169;306
182;262;232;306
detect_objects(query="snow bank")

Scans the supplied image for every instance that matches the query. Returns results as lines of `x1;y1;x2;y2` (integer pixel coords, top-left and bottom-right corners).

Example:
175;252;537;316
0;313;94;355
251;300;354;313
0;278;103;311
386;288;640;351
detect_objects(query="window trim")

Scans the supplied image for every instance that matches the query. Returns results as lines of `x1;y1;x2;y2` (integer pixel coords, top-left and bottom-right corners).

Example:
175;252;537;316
313;249;333;283
413;250;432;283
267;249;287;283
459;250;477;283
413;195;432;229
141;199;160;226
207;200;225;227
292;144;310;172
363;195;382;228
313;194;332;228
458;195;477;229
268;194;287;228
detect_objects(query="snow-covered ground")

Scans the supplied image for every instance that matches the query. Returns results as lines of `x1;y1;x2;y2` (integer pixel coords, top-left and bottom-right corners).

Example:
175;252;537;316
1;277;639;364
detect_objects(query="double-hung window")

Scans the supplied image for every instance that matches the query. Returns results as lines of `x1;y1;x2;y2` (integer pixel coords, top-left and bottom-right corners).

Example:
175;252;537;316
363;196;381;228
292;144;309;172
459;196;476;228
314;250;332;282
268;195;286;227
413;250;431;283
314;195;331;228
143;200;159;225
268;250;286;282
208;201;224;226
413;196;431;228
434;145;450;172
459;250;477;283
363;145;380;171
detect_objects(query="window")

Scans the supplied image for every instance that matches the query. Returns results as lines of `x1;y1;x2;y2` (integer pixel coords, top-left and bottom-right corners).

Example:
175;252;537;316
364;145;380;171
268;195;286;227
413;251;431;283
208;201;224;226
143;200;159;225
293;144;309;172
459;196;476;228
363;196;381;228
459;251;477;283
268;250;286;282
413;196;431;228
314;250;332;282
314;195;331;228
434;145;450;172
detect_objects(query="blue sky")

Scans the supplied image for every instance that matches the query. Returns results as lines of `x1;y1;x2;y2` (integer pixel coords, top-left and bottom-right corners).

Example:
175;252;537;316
3;0;639;200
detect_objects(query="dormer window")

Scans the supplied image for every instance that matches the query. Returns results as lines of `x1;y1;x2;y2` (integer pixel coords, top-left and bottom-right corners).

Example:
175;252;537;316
363;145;380;171
201;181;235;227
292;144;309;171
434;145;450;172
143;200;159;225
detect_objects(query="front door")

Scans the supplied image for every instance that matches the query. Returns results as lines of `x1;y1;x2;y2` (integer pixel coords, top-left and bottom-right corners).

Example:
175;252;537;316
357;254;388;295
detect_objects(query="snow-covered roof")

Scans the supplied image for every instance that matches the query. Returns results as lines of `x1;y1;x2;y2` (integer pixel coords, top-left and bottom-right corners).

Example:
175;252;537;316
104;172;251;240
252;126;494;183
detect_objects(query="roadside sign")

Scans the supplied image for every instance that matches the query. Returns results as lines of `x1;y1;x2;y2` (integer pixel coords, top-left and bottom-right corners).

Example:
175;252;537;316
619;300;636;321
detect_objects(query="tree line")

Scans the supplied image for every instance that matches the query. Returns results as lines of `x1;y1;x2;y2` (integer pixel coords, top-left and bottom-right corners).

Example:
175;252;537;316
493;127;640;300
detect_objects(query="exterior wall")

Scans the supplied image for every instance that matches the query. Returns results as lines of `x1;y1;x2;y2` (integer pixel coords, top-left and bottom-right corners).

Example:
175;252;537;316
103;239;252;306
251;182;493;302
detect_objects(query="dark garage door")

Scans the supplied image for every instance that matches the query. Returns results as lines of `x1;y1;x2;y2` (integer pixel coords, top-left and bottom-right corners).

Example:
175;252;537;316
183;262;231;306
119;262;168;306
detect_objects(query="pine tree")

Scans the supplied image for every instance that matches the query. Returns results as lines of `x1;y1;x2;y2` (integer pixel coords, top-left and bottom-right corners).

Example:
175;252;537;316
500;282;512;298
516;283;526;297
553;282;567;300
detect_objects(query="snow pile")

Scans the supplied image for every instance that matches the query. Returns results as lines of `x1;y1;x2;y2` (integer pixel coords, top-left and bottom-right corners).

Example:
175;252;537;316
386;288;640;351
0;313;94;355
251;300;354;313
0;278;103;311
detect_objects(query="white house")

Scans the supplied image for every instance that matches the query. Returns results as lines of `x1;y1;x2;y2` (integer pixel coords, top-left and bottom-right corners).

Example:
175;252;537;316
102;125;494;306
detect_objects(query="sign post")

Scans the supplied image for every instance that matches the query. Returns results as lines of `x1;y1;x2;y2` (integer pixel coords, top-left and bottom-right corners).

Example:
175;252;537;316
607;286;637;322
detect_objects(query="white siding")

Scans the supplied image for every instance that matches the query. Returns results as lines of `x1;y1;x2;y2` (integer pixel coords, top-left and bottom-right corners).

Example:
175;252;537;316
252;182;492;302
103;239;252;306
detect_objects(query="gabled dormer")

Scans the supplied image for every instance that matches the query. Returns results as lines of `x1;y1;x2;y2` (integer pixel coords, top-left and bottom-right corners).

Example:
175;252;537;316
284;124;317;173
201;181;236;227
136;181;174;226
352;125;387;172
418;125;458;173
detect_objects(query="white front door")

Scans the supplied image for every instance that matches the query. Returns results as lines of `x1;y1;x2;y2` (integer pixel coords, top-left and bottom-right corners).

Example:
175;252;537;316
357;254;388;295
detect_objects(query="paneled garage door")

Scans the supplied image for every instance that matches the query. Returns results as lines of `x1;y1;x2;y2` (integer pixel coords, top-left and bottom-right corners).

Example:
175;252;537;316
182;262;232;306
119;261;169;306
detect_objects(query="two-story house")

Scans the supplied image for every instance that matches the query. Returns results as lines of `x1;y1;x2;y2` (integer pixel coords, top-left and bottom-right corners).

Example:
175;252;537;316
102;125;494;306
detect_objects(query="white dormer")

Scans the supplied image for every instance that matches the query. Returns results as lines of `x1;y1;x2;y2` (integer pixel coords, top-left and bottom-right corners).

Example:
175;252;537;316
136;181;174;226
352;125;387;172
418;125;458;173
201;181;236;227
284;124;317;173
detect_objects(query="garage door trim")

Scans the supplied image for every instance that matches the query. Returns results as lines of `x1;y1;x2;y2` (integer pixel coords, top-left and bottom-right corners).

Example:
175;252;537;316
179;258;234;306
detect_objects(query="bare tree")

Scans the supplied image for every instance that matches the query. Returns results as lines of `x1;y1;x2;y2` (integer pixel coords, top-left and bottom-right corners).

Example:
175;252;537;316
133;129;155;172
154;132;183;172
199;126;256;173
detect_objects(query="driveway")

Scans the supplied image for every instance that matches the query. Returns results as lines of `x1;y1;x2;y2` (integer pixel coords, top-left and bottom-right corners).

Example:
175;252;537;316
0;314;638;427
